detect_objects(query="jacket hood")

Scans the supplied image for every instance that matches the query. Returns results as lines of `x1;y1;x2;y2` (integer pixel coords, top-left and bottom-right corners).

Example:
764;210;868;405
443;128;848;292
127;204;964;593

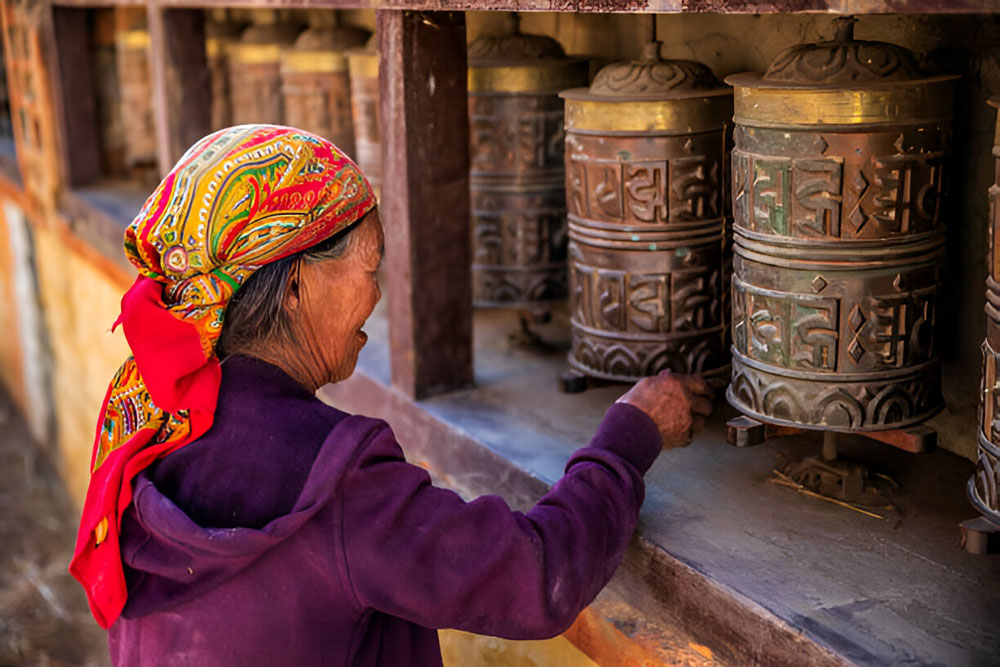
118;413;378;619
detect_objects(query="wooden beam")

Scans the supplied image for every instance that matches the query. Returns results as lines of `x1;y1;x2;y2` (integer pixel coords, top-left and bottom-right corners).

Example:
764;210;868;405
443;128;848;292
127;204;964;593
377;9;473;399
146;6;210;176
37;0;1000;14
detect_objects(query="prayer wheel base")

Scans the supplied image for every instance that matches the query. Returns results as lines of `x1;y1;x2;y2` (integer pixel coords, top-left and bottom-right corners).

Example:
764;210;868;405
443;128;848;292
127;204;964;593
725;414;937;454
728;355;944;435
960;516;1000;555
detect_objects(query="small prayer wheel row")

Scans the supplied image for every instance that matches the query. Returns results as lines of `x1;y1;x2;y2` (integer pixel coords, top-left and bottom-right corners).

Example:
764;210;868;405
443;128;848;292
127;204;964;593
205;10;381;189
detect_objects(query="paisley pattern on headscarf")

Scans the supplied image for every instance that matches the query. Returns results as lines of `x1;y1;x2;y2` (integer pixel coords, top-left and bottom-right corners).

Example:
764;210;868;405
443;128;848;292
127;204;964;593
70;125;376;629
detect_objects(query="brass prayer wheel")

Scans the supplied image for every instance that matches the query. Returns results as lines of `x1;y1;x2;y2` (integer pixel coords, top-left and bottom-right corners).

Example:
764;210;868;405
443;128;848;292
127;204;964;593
559;42;733;384
467;28;588;308
348;37;381;193
972;99;1000;525
725;18;956;431
281;17;368;157
115;8;156;175
229;10;300;126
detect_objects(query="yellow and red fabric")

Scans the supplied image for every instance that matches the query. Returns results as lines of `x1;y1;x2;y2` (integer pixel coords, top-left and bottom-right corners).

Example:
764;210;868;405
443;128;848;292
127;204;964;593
70;125;376;629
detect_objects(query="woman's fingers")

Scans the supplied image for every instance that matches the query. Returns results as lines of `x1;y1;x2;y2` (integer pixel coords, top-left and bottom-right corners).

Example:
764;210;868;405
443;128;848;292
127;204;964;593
681;375;708;393
689;395;714;417
690;415;706;434
682;376;715;400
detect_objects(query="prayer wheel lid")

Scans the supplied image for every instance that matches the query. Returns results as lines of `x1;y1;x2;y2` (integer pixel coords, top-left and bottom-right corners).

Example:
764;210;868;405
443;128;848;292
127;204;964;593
764;17;920;84
206;19;243;40
292;25;369;52
560;40;729;102
468;28;568;65
593;41;722;99
467;24;587;94
727;17;953;89
347;34;378;58
724;16;958;127
238;11;299;48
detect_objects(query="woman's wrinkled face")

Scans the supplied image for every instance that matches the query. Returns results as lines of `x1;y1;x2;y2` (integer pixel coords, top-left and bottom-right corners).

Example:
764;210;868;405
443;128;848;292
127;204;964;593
293;211;384;385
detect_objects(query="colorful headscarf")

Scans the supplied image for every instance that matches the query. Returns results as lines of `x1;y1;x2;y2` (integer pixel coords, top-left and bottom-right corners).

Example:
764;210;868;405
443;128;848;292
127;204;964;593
70;125;376;628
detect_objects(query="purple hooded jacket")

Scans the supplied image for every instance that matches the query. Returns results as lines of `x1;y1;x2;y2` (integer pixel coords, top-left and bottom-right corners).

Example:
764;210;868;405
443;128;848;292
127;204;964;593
108;355;661;666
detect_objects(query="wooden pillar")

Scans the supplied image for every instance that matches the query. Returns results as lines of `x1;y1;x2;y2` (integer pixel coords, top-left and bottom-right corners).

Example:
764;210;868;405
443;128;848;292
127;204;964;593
147;7;210;176
377;10;473;399
49;6;101;187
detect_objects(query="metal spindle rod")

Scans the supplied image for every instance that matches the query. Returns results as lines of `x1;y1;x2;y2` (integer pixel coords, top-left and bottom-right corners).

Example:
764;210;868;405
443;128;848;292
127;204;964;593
822;431;838;462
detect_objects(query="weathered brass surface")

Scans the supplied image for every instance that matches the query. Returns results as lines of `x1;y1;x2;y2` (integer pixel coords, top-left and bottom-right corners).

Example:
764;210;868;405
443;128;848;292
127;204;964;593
468;29;588;308
348;42;380;192
972;99;1000;526
559;42;732;383
725;18;951;431
282;51;348;74
728;78;958;129
229;12;300;126
565;93;733;135
118;29;150;50
281;24;368;156
469;62;588;94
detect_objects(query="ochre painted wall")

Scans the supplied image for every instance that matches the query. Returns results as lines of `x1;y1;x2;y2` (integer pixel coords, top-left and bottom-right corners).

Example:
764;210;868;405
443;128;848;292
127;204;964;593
440;629;598;667
0;191;28;414
32;223;130;505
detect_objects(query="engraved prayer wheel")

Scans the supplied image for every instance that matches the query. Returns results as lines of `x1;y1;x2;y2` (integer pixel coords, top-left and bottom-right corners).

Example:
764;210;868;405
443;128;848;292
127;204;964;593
559;42;733;384
725;18;956;431
229;10;300;126
468;28;588;308
971;99;1000;525
281;17;368;157
348;37;381;193
116;8;156;175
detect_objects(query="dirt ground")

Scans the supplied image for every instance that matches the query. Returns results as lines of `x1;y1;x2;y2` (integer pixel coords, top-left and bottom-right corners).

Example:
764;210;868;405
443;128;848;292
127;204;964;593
0;390;108;666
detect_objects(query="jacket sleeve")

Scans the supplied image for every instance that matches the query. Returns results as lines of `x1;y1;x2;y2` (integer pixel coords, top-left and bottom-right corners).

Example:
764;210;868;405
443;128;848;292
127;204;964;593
338;402;661;640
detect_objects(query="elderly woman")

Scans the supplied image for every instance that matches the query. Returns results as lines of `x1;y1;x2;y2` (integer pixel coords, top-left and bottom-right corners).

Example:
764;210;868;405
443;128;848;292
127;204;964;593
70;126;712;666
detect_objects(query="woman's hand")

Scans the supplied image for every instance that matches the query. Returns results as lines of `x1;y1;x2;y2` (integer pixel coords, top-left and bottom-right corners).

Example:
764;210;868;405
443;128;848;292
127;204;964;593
616;371;715;449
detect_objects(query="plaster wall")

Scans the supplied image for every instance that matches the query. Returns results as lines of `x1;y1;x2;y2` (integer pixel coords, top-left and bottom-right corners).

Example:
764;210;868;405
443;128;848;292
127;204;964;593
31;224;130;506
0;194;28;415
439;629;598;666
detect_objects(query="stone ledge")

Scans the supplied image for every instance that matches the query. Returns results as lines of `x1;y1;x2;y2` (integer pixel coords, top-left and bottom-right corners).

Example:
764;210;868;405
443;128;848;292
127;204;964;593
320;304;1000;665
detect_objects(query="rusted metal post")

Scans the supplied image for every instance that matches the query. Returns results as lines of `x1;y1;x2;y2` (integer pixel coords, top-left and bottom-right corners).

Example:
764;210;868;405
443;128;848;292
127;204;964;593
378;10;473;399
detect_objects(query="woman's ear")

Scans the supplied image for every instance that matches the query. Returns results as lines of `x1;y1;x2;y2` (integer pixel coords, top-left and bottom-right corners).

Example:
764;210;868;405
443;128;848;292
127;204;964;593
283;257;303;311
